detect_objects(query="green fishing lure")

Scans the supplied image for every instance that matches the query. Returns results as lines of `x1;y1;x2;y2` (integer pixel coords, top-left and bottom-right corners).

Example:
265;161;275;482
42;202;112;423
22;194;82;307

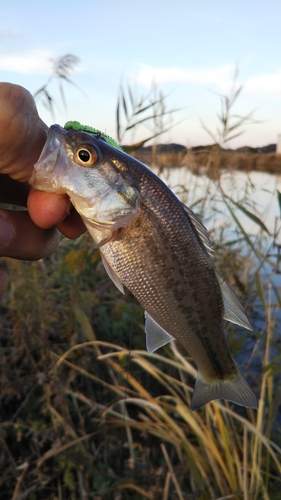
64;121;123;151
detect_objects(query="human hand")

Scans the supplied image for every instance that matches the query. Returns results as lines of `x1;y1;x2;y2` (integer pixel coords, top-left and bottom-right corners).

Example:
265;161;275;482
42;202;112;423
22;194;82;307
0;83;85;295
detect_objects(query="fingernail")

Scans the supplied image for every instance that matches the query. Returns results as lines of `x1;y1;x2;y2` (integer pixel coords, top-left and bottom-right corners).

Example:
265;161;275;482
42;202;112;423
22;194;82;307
0;217;13;246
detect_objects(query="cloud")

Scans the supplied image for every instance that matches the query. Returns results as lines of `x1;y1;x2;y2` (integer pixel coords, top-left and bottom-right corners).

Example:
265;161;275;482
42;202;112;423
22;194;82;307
244;71;281;97
0;26;21;37
0;50;53;75
134;63;281;99
133;63;236;91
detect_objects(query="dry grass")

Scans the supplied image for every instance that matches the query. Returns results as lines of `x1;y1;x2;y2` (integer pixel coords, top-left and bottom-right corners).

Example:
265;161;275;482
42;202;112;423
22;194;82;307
1;75;281;499
0;173;281;499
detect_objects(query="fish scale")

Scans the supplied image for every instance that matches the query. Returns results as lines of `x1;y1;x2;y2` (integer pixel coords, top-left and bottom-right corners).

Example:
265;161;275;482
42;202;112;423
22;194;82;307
100;199;230;377
30;123;258;411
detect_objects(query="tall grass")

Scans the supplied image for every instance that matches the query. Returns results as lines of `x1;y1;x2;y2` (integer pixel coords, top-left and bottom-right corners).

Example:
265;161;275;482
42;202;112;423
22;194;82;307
1;169;280;499
0;75;281;499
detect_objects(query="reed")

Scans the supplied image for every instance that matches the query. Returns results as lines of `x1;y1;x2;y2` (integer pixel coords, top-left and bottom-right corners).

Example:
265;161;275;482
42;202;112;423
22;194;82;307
0;73;280;499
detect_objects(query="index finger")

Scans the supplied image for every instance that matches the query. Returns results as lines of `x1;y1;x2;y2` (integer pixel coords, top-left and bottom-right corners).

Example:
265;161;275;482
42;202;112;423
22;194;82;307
27;188;86;239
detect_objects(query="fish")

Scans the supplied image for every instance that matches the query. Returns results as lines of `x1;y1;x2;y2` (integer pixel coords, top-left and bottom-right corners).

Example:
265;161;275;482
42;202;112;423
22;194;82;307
30;122;258;411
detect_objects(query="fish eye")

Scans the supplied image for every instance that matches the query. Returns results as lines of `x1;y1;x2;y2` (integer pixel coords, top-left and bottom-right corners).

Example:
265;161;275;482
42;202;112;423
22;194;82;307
79;150;90;162
75;145;99;166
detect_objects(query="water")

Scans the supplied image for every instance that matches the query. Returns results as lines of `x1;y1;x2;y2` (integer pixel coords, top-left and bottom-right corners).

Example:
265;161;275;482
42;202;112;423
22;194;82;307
158;167;281;280
155;166;281;388
159;167;281;243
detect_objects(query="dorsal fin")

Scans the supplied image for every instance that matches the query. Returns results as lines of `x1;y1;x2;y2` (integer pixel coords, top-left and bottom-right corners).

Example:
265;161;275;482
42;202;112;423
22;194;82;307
215;269;252;330
145;312;174;354
182;204;213;256
182;204;252;331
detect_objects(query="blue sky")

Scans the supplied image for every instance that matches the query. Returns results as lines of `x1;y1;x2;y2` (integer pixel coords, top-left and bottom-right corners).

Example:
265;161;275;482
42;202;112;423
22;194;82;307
1;0;281;148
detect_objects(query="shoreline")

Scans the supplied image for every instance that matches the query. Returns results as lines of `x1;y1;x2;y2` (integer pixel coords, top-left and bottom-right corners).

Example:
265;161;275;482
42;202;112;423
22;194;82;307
129;143;281;174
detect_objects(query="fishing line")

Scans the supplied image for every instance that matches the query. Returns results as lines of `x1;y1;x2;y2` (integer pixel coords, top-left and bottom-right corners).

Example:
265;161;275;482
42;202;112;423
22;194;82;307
117;318;133;477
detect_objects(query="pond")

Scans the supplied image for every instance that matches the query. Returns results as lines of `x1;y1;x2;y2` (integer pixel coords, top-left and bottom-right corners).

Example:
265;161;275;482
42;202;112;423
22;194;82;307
158;167;281;279
158;167;281;242
155;166;281;378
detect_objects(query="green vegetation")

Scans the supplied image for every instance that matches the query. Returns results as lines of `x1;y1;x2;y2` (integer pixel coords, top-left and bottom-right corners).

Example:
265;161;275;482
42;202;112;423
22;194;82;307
0;65;280;499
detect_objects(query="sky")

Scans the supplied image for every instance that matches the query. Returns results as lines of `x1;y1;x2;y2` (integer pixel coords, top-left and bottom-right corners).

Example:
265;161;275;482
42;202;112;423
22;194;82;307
1;0;281;148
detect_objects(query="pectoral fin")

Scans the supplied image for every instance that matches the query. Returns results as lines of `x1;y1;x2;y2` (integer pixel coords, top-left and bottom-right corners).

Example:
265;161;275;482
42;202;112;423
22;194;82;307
100;253;124;294
83;219;124;293
145;312;174;354
215;269;252;330
83;219;114;248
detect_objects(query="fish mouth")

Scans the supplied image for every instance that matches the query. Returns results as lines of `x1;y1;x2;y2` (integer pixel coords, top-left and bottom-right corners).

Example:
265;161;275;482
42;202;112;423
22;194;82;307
37;125;67;171
30;125;70;191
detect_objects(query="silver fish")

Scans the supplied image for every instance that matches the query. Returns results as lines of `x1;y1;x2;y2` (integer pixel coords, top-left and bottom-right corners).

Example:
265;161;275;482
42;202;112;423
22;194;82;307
30;124;258;411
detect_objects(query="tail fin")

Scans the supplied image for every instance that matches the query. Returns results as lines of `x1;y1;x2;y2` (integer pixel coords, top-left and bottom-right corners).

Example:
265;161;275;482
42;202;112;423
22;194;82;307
191;368;258;411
